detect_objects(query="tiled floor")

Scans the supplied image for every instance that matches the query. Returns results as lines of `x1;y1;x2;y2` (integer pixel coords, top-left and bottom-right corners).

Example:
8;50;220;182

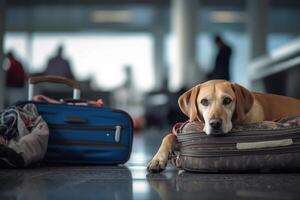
1;128;300;200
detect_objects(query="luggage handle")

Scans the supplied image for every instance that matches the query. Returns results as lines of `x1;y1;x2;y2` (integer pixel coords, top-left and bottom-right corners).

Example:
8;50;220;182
28;76;80;100
63;99;88;104
64;117;87;124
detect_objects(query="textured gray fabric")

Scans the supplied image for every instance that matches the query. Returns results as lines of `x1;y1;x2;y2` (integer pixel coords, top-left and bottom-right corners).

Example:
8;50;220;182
173;116;300;172
1;104;49;166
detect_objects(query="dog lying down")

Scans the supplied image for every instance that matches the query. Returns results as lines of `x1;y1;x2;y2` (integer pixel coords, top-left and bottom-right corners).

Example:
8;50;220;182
147;79;300;173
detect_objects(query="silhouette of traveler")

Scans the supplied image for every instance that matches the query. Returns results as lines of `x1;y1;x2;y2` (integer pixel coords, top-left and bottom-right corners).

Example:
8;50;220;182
208;35;232;80
44;45;75;80
112;65;144;130
4;51;27;88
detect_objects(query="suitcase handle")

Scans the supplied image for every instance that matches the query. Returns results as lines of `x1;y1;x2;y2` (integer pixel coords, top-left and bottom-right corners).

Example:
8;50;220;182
28;75;80;100
64;117;87;124
63;99;88;104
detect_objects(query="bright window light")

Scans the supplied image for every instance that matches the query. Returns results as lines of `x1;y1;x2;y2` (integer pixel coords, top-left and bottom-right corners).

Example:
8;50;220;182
4;32;155;91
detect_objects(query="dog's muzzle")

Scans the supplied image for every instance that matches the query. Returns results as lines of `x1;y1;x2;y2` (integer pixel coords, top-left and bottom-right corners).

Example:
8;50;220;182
209;118;225;136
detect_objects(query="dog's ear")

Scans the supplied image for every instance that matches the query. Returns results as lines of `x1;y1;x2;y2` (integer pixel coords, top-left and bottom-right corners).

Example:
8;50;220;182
178;85;203;122
231;83;254;123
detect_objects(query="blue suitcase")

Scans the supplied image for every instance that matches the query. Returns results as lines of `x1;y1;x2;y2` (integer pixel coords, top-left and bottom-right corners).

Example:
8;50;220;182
24;76;134;164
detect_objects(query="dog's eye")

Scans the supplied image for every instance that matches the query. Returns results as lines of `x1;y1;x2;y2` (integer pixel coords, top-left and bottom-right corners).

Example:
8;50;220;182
223;97;232;105
200;99;209;106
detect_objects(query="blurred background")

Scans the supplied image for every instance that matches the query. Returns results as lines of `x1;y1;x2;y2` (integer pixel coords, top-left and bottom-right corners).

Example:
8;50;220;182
1;0;300;129
2;2;300;199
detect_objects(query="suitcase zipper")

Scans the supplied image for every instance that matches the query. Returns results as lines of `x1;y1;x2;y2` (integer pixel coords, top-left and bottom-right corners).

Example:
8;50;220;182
180;135;300;147
177;127;300;143
49;140;126;147
48;124;127;143
180;139;300;157
180;147;300;157
178;131;300;157
48;124;127;131
180;136;300;150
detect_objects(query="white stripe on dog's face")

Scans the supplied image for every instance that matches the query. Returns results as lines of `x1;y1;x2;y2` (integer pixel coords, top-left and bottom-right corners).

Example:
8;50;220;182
197;82;236;135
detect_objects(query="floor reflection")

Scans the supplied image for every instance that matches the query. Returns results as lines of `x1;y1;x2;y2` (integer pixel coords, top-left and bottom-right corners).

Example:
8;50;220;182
0;166;133;200
146;171;300;200
1;129;300;200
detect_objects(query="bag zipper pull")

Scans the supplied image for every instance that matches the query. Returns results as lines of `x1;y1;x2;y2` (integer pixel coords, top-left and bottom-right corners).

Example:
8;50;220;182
115;126;122;142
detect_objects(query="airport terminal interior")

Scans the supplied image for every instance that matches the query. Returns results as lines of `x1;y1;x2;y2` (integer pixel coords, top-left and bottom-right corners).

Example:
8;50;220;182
1;0;300;199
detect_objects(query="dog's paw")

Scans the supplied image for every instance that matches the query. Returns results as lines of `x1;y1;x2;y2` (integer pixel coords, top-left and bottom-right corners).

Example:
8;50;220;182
147;155;168;173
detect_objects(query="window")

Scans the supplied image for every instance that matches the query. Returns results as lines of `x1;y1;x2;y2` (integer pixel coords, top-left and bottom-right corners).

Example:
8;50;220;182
4;32;155;91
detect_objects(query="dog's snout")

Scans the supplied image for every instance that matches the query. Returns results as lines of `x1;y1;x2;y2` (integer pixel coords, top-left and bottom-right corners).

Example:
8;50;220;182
209;118;222;130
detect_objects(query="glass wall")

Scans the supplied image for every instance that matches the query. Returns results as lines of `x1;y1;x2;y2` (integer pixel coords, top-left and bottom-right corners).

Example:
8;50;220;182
4;31;297;92
4;32;154;91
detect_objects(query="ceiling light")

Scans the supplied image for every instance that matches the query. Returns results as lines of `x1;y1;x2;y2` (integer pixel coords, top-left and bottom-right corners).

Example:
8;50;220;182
90;10;130;23
210;11;246;23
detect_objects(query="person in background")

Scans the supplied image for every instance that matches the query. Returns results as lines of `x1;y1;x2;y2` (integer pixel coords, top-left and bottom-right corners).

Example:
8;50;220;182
111;65;145;130
44;45;75;80
3;51;27;106
207;35;232;80
3;51;27;88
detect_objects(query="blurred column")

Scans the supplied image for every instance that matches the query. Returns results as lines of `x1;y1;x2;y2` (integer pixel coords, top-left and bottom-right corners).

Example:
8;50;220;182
171;0;201;89
26;7;34;72
247;0;269;92
247;0;269;59
153;30;165;91
26;32;33;71
0;0;6;110
153;11;167;91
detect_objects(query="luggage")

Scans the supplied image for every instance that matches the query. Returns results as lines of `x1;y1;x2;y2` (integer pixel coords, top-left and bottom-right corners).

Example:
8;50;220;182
21;76;134;164
173;117;300;172
0;103;49;168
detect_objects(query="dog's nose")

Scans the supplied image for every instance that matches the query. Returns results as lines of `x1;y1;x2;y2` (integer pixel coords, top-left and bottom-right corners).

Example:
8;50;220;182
209;118;222;130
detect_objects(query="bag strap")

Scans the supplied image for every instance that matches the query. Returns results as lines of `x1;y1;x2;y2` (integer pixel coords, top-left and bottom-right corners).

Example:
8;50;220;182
172;121;189;136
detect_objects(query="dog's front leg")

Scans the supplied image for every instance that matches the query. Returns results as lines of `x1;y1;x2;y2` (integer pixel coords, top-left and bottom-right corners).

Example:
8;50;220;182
147;133;177;173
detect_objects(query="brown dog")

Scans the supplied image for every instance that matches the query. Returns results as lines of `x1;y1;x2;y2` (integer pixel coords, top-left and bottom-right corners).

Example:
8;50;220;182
147;79;300;172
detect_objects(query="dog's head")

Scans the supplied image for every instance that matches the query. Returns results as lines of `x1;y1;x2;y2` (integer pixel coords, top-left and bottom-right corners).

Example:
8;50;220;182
178;80;254;135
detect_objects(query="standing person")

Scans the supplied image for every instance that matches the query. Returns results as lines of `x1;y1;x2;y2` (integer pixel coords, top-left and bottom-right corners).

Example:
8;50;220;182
4;51;27;88
111;65;145;130
3;51;27;105
208;35;232;80
44;45;75;80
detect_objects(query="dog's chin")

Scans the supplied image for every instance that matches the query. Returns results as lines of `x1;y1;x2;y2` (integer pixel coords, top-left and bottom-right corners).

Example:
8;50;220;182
203;125;231;136
206;129;226;136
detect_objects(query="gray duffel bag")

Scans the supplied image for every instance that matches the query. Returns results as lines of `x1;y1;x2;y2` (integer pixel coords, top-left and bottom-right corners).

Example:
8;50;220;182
172;116;300;172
